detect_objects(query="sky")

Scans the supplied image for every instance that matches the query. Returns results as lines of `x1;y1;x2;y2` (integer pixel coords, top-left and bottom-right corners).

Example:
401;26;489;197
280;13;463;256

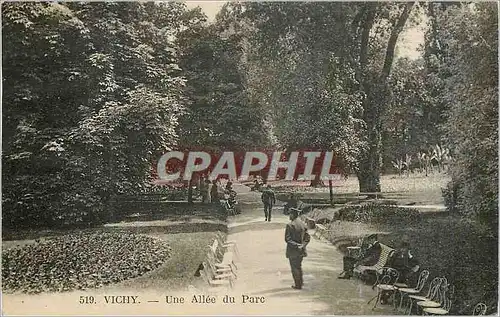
184;1;425;60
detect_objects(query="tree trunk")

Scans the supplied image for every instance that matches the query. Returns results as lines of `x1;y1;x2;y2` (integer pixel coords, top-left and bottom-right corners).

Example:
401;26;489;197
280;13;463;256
357;115;382;193
329;180;334;204
310;174;325;187
357;2;414;194
187;179;193;204
261;170;269;184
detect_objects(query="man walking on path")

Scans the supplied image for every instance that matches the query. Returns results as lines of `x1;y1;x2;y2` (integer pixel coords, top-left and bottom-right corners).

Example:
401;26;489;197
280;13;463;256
261;184;276;221
285;208;311;290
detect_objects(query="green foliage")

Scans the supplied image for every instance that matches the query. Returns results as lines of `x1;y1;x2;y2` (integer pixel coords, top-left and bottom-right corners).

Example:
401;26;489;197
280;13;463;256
240;3;366;174
383;57;447;172
2;232;171;293
430;3;498;231
2;2;189;228
177;6;270;151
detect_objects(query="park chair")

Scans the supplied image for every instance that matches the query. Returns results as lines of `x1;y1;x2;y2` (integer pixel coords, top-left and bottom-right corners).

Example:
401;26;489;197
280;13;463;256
206;251;236;279
423;296;452;315
200;261;233;289
314;222;333;240
417;279;451;313
208;239;237;272
395;269;430;312
215;232;240;261
220;199;237;216
472;303;488;315
423;286;454;316
369;267;400;310
209;239;224;260
407;277;444;315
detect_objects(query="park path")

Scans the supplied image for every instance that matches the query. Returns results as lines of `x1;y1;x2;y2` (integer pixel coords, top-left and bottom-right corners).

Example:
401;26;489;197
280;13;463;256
207;183;396;315
2;184;396;316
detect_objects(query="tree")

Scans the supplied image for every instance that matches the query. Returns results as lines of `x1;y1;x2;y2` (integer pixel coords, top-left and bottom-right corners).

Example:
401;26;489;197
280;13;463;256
435;3;498;231
2;2;189;227
353;2;416;192
240;3;365;186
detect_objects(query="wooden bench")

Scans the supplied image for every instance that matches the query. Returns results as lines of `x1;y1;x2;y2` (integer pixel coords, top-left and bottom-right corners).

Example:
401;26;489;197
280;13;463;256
220;200;237;216
301;215;333;240
200;260;234;289
353;243;395;281
314;223;333;240
208;238;238;273
303;216;316;229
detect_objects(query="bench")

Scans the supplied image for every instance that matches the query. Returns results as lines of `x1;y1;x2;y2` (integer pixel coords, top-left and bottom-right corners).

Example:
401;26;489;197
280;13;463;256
353;243;395;281
215;232;240;261
347;233;379;258
302;215;333;240
220;200;237;216
200;260;234;289
304;216;316;229
208;238;238;273
314;223;333;240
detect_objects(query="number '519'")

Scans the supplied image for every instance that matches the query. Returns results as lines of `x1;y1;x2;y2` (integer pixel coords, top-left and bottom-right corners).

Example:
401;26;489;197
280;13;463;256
79;296;95;304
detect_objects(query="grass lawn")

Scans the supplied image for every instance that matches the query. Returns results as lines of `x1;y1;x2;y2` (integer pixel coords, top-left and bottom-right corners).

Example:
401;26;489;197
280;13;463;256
311;211;498;315
115;231;219;292
270;173;449;206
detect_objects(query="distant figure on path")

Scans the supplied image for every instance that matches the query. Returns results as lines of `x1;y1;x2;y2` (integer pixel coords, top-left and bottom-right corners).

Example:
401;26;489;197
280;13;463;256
261;184;276;221
203;179;212;203
211;180;220;204
285;208;311;290
252;179;261;191
283;193;298;215
225;180;233;192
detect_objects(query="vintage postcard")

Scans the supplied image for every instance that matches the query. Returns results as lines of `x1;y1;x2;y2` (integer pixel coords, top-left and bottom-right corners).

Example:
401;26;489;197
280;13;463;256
2;1;498;315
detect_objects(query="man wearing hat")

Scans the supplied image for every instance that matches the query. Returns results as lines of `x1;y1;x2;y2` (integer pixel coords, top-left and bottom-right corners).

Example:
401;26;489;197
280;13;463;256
338;233;380;280
285;208;311;290
389;240;420;284
261;184;276;221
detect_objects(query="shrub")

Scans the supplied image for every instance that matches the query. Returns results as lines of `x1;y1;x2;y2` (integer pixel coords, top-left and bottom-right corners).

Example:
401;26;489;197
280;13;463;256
2;232;171;294
336;203;421;225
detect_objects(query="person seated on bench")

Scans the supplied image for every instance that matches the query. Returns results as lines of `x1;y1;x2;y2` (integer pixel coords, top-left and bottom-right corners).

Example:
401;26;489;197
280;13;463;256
225;180;233;192
338;236;381;280
252;179;262;191
283;193;298;215
227;190;239;213
211;180;220;204
387;240;420;285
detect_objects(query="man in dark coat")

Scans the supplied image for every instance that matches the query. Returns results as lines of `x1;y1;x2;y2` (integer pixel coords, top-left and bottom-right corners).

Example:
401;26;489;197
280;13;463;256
210;180;220;204
261;184;276;221
388;241;420;284
338;234;379;280
285;208;311;290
